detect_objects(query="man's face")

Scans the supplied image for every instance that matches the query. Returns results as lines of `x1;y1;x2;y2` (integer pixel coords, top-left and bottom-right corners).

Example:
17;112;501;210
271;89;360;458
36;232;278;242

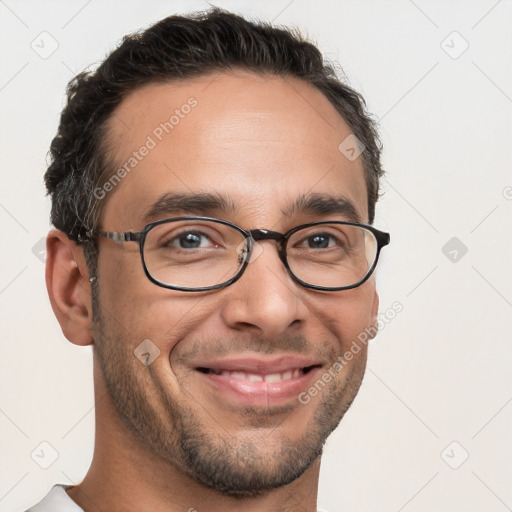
91;71;379;495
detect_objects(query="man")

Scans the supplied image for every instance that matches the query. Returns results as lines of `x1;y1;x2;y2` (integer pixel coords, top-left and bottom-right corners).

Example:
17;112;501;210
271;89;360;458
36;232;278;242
27;7;389;512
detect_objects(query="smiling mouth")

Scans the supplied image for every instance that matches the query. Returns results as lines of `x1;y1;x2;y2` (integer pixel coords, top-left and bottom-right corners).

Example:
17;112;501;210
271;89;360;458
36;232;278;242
196;365;319;382
190;355;325;406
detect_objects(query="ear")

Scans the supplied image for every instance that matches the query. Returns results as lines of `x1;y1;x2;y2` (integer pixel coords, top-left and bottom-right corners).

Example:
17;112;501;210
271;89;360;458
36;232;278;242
45;229;94;346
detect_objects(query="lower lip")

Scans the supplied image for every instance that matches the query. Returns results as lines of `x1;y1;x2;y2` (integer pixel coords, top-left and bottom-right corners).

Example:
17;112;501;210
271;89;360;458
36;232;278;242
196;368;322;407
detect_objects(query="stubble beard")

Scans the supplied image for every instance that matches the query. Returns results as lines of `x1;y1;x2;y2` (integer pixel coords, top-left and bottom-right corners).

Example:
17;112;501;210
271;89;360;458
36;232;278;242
91;285;365;497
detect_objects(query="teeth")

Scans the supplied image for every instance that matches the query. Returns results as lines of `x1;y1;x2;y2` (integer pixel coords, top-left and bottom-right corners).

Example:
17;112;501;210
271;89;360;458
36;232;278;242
212;368;304;382
282;370;292;380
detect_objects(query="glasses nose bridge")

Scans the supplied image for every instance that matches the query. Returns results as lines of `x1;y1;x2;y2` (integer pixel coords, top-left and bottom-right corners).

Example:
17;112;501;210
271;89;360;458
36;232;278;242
246;228;287;262
248;228;285;245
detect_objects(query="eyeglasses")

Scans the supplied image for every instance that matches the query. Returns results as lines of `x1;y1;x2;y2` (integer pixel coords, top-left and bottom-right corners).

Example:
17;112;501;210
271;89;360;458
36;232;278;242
84;216;390;292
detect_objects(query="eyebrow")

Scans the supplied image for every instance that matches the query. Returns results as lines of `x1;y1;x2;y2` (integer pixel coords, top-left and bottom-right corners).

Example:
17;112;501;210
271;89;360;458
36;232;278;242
143;191;362;224
143;192;237;221
281;192;362;223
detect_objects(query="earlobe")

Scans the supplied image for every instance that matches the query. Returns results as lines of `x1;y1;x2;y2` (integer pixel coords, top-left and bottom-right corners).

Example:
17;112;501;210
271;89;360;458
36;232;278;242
45;230;94;346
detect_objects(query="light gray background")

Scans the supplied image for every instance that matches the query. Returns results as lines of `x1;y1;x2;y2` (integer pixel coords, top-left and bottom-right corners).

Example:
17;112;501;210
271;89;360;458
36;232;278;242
1;1;511;511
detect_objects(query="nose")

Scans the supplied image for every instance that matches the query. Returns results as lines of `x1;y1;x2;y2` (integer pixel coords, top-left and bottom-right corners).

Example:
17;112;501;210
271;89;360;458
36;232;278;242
220;239;307;338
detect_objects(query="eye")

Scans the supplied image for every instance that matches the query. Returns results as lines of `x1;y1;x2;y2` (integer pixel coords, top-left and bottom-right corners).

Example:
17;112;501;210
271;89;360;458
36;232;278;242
168;230;218;250
304;233;334;249
296;232;342;250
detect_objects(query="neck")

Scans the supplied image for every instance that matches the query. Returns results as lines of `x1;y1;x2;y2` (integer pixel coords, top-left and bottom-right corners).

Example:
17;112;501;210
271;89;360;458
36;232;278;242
66;365;321;512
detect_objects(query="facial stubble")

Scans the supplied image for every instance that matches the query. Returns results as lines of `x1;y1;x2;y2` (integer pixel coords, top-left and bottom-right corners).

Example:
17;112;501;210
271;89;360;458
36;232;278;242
91;281;366;497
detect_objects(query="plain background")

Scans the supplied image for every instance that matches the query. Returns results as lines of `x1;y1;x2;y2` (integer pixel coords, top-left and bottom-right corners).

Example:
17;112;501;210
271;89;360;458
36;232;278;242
1;1;511;511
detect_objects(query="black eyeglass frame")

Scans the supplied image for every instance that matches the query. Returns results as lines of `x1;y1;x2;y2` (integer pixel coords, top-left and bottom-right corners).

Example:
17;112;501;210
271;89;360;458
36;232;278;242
84;215;390;293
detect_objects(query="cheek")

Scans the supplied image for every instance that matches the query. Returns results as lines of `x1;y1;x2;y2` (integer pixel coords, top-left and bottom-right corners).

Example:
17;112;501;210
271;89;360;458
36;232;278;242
314;283;376;353
99;263;216;361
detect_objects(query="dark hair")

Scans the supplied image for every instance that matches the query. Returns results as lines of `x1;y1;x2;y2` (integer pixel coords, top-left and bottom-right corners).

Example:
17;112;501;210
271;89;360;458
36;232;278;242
45;7;383;263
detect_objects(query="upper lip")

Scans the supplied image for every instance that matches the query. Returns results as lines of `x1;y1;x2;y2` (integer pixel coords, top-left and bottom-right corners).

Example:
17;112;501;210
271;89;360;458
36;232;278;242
194;355;323;374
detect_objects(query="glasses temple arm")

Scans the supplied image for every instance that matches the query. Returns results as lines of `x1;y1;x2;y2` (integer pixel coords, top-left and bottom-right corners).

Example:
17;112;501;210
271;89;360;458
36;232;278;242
79;230;141;243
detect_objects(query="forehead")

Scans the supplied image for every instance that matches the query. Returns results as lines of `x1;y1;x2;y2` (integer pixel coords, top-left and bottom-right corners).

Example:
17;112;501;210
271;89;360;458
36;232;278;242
100;71;368;229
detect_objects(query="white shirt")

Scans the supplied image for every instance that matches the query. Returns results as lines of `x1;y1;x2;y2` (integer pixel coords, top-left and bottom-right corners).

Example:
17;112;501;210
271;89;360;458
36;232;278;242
25;485;83;511
25;484;331;512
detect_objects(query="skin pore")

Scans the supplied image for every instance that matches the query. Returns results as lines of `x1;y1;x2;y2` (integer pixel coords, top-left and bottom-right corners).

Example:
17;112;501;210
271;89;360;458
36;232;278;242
46;71;380;512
